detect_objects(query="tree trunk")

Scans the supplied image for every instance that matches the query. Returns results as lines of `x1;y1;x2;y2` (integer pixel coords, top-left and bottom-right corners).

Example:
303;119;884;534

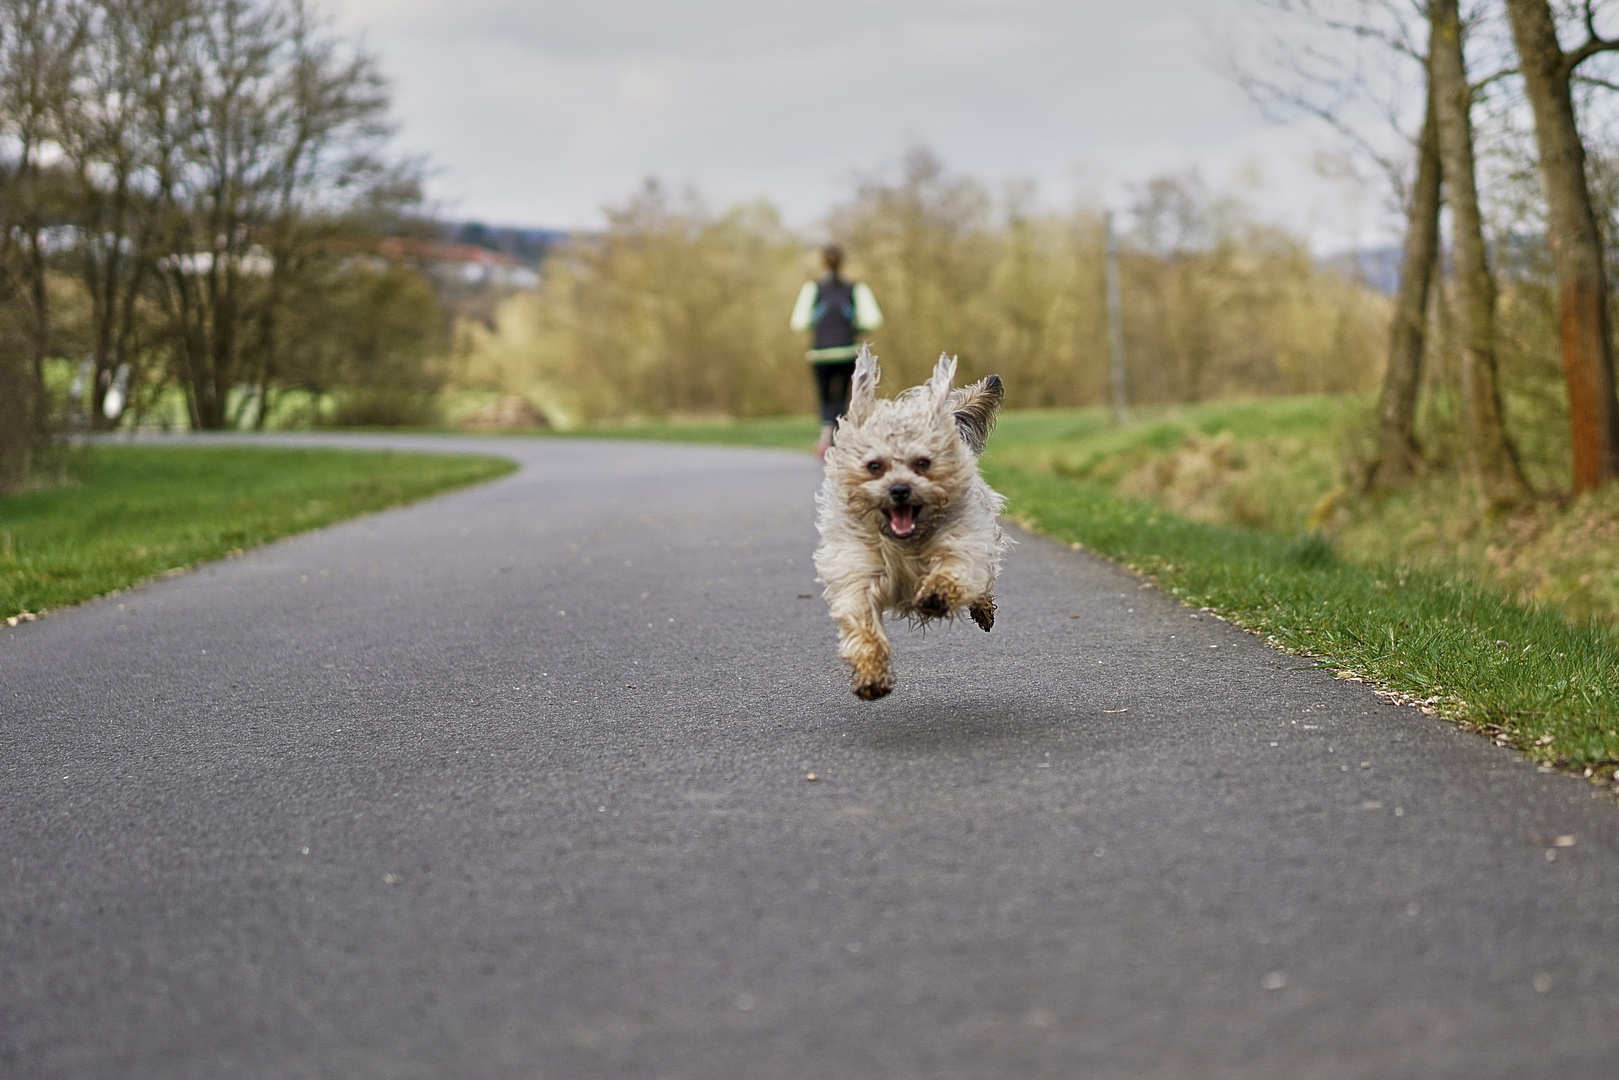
1503;0;1619;493
84;177;130;432
1429;0;1533;507
25;228;49;392
1370;85;1442;488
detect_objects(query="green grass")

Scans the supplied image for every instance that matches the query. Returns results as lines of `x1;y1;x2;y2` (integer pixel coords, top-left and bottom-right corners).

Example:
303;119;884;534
0;445;516;620
552;404;1619;778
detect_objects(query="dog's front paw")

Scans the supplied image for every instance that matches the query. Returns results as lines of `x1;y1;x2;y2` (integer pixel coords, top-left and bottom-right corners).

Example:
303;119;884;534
969;596;995;631
852;674;893;701
851;660;893;700
914;573;965;619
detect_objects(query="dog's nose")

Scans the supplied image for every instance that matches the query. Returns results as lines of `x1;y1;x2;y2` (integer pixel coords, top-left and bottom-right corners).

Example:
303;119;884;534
889;483;911;503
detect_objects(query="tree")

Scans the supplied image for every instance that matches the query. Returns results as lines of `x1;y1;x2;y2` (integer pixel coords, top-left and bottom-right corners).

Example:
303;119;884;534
0;0;80;485
58;0;193;429
1233;0;1442;485
0;0;79;394
242;0;394;427
827;148;996;390
1503;0;1619;492
1371;76;1442;486
148;0;287;429
0;0;428;444
1429;0;1533;505
140;0;403;429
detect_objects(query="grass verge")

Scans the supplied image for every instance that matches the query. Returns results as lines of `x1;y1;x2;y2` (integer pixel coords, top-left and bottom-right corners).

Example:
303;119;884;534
0;445;516;622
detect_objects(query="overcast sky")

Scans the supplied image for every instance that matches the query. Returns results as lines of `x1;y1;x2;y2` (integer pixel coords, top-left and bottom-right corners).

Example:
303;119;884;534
321;0;1394;251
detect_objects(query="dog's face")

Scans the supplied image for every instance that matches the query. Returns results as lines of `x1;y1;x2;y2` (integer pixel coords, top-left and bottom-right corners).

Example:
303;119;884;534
826;352;976;542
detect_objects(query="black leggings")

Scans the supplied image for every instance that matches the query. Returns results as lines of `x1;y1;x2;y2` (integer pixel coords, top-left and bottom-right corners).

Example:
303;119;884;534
813;360;857;426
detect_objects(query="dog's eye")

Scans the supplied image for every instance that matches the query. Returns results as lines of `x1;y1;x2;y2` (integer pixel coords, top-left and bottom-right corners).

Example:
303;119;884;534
913;458;931;473
866;460;884;475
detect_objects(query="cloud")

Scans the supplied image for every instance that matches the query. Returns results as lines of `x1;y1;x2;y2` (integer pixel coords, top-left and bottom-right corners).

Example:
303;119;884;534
320;0;1387;249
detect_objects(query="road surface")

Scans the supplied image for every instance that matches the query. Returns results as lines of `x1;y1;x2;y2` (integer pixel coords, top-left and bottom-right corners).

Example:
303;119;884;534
4;434;1618;1079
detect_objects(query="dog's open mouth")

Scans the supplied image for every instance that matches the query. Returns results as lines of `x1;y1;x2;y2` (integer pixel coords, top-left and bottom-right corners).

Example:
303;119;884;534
886;504;918;538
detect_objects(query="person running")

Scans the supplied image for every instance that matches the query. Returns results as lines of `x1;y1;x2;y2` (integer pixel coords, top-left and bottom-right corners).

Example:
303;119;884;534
789;244;883;459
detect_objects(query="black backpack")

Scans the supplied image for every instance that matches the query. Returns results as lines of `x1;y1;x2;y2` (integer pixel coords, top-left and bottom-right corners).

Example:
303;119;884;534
811;276;858;351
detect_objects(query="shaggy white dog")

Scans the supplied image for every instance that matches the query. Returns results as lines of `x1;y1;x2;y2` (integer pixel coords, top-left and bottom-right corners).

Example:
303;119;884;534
813;347;1008;699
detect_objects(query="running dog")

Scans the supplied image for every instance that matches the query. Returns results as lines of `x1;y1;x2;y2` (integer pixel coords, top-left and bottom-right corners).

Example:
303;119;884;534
813;347;1008;700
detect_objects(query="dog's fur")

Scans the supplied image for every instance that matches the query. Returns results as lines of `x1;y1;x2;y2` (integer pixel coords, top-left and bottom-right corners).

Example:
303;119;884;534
813;347;1009;699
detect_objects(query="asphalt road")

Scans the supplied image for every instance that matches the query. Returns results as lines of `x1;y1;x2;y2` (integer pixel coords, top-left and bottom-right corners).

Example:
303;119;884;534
4;433;1619;1080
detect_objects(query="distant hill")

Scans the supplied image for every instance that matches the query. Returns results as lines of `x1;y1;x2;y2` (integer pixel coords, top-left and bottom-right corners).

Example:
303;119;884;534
1320;235;1552;297
1318;245;1403;296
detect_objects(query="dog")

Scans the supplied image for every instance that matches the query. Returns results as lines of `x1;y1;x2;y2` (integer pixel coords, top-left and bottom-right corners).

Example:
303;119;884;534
813;346;1008;700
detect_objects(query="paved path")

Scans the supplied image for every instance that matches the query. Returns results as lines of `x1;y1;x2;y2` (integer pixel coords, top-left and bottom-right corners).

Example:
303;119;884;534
4;434;1619;1079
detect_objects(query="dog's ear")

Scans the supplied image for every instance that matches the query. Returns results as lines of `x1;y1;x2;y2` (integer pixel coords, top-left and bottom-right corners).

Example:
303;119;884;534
950;374;1004;454
846;345;880;425
926;353;958;412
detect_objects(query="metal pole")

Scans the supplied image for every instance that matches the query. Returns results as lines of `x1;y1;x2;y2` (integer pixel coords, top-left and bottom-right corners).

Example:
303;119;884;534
1105;210;1128;426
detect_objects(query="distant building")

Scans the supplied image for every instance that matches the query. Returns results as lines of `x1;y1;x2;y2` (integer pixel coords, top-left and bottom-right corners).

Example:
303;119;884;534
449;222;570;267
376;237;541;290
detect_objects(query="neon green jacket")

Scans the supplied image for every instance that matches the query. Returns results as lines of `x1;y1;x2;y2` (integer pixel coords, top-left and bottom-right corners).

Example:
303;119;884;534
789;280;883;362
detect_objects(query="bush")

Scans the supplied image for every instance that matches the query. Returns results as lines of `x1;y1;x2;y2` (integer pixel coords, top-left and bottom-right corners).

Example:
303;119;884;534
327;388;441;428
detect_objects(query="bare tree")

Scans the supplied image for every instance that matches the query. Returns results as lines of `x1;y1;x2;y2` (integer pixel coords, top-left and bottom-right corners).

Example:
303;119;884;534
1235;1;1432;200
133;0;391;429
1430;0;1533;505
0;0;80;484
58;0;195;429
1371;82;1442;486
1233;1;1442;484
146;0;285;429
0;0;426;444
243;0;393;427
0;0;80;389
1502;0;1619;492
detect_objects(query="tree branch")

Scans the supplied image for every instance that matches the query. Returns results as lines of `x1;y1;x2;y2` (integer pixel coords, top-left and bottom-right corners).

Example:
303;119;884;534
1470;65;1518;94
1573;71;1619;91
1563;0;1619;78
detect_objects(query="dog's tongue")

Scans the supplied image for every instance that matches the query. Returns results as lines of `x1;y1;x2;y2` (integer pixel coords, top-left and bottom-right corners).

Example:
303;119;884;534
887;505;916;537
